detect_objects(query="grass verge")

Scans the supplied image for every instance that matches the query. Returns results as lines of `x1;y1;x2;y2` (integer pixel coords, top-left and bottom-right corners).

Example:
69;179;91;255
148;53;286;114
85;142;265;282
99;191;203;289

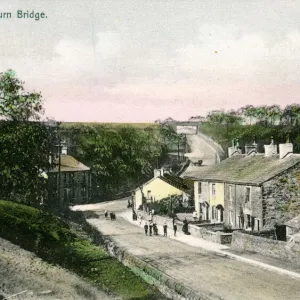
0;200;166;300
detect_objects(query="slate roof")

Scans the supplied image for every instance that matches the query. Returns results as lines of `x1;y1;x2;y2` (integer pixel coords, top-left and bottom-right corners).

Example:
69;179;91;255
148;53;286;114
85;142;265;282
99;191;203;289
285;215;300;229
49;154;90;172
159;173;194;193
187;153;300;185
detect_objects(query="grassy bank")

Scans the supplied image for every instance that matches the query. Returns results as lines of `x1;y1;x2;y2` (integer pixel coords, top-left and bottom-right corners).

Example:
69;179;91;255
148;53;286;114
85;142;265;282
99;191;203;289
0;200;166;300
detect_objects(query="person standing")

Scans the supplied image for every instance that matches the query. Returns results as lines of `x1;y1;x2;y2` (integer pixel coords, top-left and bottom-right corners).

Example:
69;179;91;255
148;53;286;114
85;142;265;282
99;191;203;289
149;221;153;236
104;210;108;219
163;222;167;237
138;214;142;225
153;222;158;235
173;223;177;236
144;222;149;236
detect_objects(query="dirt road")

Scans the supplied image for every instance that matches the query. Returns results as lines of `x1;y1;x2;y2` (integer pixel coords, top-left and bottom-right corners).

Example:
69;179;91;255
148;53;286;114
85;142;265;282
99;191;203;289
178;127;224;178
76;200;300;300
0;238;115;300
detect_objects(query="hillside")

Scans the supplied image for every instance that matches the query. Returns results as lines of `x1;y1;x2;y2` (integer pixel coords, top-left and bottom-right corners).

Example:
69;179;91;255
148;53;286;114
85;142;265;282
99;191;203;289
0;200;167;300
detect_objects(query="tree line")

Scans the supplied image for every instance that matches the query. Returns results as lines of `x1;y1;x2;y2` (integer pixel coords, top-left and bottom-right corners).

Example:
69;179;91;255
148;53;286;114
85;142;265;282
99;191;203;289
187;105;300;153
0;69;182;205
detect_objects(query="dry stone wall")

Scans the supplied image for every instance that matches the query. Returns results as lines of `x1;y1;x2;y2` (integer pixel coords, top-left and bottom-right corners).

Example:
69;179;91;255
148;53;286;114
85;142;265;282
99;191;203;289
231;231;300;265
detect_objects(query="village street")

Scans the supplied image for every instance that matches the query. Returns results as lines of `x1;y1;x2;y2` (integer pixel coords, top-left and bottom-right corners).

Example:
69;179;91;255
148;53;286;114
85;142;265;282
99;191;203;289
74;199;300;300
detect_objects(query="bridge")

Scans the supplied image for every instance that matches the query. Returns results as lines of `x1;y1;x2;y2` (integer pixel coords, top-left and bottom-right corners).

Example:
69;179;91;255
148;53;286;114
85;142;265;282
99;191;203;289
166;121;201;134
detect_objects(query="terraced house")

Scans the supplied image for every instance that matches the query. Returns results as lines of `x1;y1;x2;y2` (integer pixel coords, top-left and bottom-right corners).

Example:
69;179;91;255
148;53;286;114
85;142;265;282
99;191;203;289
190;139;300;239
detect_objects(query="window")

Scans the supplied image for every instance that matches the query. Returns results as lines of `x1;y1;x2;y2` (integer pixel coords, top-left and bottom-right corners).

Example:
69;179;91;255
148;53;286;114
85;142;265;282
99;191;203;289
229;185;233;201
245;187;251;203
198;182;202;194
246;214;251;228
211;184;216;196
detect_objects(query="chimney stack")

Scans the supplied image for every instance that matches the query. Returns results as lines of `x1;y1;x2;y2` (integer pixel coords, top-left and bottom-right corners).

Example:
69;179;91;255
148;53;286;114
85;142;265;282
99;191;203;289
154;167;165;178
279;143;293;159
245;138;258;155
228;138;242;157
264;137;277;157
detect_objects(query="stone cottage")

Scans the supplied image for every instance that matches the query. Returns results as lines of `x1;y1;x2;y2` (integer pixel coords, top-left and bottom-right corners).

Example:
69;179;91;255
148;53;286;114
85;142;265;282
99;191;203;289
189;139;300;237
47;150;91;206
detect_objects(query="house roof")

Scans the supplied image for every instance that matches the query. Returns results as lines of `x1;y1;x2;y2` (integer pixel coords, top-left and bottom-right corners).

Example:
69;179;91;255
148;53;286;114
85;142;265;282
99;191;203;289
49;154;90;172
159;173;193;193
187;153;300;185
285;215;300;229
135;172;193;193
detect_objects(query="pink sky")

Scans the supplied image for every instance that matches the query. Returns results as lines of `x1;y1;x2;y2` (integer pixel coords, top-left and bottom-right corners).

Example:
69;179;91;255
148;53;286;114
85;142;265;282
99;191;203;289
1;1;300;122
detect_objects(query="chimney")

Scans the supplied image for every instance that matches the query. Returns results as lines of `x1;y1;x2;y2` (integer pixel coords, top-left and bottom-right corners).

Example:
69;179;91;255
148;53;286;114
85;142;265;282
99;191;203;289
228;138;242;157
154;167;165;178
61;144;68;155
279;143;293;159
264;137;277;157
245;138;258;156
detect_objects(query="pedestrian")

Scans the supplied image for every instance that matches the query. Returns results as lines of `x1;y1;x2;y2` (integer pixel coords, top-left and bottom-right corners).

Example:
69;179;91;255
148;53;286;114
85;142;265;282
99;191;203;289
149;221;153;236
104;210;108;219
163;222;167;237
173;223;177;236
138;214;142;225
144;222;149;236
153;223;158;235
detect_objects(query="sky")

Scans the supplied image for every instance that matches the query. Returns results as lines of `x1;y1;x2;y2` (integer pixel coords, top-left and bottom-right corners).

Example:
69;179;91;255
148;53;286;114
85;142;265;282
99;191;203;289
1;0;300;122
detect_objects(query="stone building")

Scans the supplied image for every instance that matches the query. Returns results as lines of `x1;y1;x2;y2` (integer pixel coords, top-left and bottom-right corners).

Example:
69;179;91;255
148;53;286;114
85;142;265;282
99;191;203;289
190;139;300;236
47;153;91;206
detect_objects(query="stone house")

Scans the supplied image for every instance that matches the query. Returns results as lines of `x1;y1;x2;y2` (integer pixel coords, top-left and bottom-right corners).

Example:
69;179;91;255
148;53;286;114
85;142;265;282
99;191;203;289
190;140;300;236
47;152;91;206
134;168;193;209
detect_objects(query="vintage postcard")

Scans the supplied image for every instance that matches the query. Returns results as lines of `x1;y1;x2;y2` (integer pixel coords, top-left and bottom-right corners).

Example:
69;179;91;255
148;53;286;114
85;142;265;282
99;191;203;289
1;1;300;299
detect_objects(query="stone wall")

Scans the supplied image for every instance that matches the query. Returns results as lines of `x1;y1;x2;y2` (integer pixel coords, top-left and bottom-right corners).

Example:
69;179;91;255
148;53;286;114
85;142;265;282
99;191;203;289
82;218;212;300
189;224;232;244
231;231;300;265
263;164;300;228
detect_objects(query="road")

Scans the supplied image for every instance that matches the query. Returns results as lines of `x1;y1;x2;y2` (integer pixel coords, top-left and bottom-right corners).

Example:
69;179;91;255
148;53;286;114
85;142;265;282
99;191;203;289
74;200;300;300
177;127;224;178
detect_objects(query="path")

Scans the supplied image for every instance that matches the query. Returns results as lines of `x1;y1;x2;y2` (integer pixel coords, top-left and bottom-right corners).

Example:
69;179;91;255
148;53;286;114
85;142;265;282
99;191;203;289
74;200;300;300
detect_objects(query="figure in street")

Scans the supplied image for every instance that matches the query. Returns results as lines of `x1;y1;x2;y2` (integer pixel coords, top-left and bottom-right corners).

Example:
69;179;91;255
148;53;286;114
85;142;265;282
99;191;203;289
163;222;167;237
144;222;149;235
173;223;177;236
153;223;158;235
104;210;108;218
138;214;142;225
149;221;153;236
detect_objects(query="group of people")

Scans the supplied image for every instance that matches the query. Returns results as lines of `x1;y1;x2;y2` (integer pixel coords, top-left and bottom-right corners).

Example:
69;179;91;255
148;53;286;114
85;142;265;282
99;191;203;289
104;210;116;220
143;221;159;236
139;215;178;237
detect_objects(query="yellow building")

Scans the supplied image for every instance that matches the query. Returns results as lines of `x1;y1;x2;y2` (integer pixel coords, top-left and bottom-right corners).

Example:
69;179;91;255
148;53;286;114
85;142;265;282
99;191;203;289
134;170;193;209
193;180;224;222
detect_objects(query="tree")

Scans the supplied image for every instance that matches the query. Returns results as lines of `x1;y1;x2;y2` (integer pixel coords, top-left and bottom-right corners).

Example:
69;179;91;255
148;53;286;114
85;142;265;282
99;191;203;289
0;69;43;121
0;70;52;206
266;105;282;126
283;104;300;126
239;105;256;125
